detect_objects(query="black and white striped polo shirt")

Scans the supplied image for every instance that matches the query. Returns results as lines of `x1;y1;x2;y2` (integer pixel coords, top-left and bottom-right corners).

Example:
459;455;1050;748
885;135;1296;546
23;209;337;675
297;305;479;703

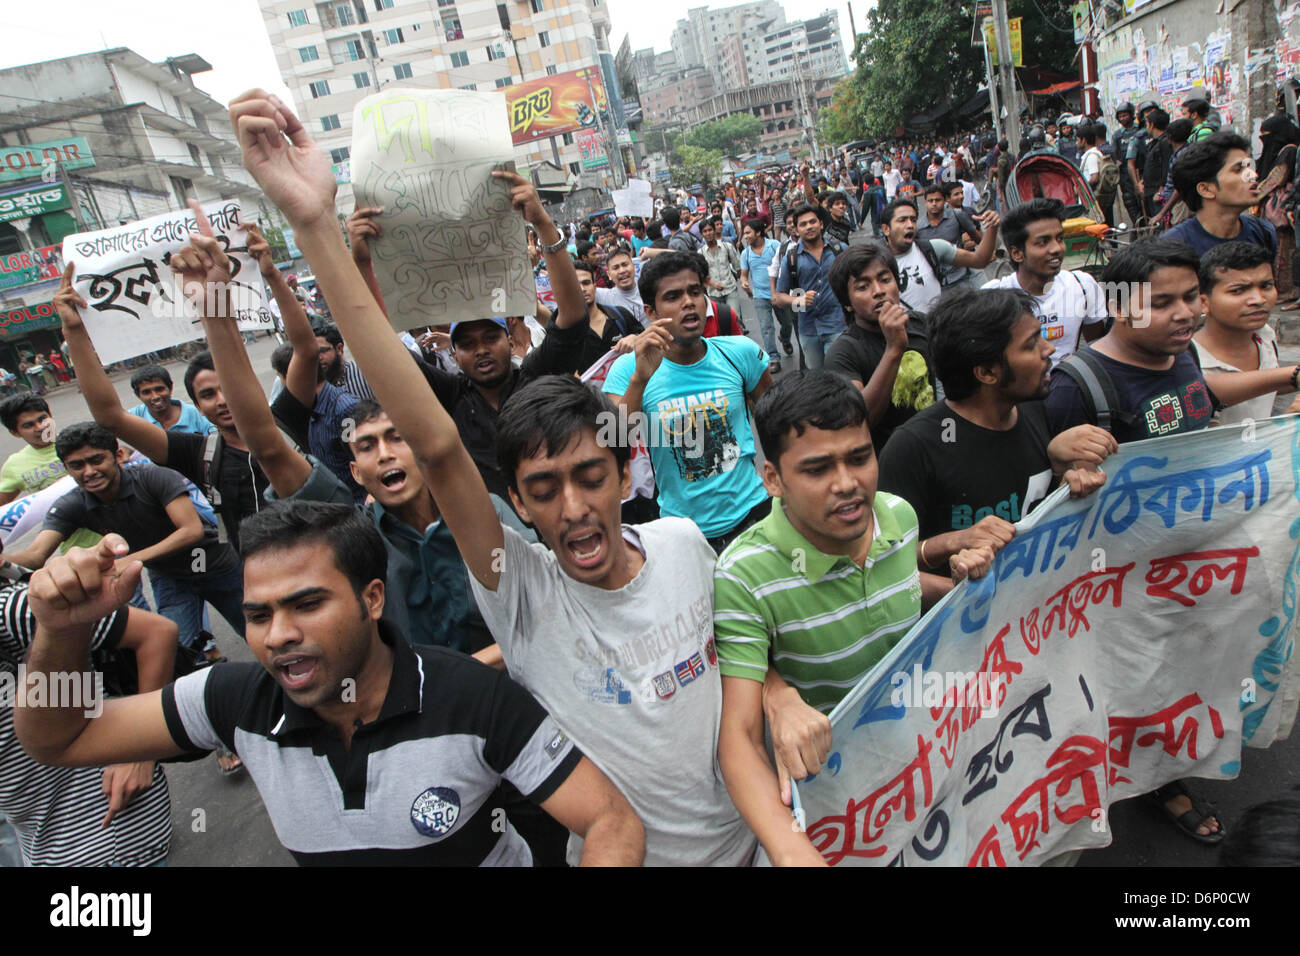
0;584;172;866
161;622;582;865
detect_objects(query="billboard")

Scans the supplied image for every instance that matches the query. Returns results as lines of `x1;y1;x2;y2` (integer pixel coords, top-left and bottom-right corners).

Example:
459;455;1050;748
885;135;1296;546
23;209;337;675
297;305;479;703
0;137;95;185
504;67;610;145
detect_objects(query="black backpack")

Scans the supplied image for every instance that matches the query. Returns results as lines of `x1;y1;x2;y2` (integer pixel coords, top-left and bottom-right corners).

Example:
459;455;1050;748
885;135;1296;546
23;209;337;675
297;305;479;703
785;238;846;290
596;303;639;338
1055;348;1136;434
713;303;739;336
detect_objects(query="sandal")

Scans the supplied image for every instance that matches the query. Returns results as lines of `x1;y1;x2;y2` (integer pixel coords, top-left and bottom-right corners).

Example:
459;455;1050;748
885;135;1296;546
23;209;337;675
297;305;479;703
215;747;244;777
1280;300;1300;312
1147;780;1224;845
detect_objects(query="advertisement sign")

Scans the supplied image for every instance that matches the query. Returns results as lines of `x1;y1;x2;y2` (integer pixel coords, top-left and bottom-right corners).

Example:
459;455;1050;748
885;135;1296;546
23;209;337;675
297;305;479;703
0;137;95;185
577;129;609;170
0;300;60;338
984;18;1024;67
0;184;70;224
0;245;61;291
503;67;610;145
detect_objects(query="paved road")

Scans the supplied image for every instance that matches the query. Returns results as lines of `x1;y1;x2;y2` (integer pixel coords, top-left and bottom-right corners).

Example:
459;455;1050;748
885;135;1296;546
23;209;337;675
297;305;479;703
6;312;1298;867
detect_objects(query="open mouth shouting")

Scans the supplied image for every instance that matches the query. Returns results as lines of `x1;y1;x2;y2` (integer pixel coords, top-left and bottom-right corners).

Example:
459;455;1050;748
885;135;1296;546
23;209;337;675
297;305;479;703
378;467;407;493
273;654;319;692
828;498;865;524
564;527;607;569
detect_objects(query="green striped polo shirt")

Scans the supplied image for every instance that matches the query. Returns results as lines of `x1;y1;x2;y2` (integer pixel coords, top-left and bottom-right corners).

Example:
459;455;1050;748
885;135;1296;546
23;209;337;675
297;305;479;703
713;492;922;714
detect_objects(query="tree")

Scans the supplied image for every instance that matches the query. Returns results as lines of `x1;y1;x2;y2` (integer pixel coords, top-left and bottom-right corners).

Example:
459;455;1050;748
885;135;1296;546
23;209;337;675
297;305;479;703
670;145;724;188
833;0;1080;139
683;114;764;155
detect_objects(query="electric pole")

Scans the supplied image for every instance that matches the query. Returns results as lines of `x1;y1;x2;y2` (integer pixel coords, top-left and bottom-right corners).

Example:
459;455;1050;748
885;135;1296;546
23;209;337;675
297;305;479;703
991;0;1020;154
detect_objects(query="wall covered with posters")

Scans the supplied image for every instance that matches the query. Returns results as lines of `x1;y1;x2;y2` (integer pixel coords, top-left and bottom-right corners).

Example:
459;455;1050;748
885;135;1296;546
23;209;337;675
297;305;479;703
1092;0;1239;126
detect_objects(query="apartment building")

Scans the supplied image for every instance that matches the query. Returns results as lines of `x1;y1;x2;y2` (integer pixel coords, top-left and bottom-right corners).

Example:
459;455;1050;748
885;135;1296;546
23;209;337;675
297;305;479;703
259;0;620;209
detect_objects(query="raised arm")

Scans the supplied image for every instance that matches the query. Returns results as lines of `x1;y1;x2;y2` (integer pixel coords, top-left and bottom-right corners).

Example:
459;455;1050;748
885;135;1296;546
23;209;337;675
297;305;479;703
228;89;506;588
243;223;318;406
15;536;187;768
54;265;171;465
951;211;1001;270
345;206;390;315
496;173;584;330
169;202;313;497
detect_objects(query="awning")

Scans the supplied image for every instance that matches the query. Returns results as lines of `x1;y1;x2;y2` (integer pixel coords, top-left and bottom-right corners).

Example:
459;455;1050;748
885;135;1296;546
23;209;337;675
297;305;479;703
1026;79;1082;95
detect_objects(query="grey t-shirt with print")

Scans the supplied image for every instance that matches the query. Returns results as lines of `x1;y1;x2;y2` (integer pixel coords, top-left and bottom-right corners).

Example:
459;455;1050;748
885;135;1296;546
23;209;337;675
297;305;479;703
469;517;756;866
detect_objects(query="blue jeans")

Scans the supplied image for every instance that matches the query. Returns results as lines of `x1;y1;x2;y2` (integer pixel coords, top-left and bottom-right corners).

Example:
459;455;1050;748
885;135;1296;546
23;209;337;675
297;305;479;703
752;298;778;358
151;565;246;653
799;329;844;370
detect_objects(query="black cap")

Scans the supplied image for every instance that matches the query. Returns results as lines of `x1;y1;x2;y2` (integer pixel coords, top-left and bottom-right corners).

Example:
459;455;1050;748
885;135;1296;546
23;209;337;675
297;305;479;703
1182;95;1210;112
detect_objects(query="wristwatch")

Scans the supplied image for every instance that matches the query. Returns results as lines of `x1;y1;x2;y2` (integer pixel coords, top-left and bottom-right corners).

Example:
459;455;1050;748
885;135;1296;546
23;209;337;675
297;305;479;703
539;234;568;254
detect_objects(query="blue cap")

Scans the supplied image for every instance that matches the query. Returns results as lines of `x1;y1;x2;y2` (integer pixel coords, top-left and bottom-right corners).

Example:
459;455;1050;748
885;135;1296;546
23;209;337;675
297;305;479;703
449;317;508;345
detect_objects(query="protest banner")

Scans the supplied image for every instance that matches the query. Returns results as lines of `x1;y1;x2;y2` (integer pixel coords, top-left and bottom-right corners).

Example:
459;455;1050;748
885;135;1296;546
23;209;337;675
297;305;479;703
794;418;1300;866
350;89;534;330
60;200;273;364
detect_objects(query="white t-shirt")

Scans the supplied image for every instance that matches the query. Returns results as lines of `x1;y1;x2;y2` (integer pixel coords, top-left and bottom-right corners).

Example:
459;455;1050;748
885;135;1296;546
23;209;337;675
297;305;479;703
896;239;956;313
595;285;647;327
961;179;980;208
469;519;757;867
884;168;902;200
1080;147;1102;185
1195;323;1282;425
982;270;1108;368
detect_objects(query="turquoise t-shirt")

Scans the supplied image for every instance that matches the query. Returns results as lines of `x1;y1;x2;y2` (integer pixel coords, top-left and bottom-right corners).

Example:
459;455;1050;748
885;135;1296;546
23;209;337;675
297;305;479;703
740;239;780;300
603;336;768;538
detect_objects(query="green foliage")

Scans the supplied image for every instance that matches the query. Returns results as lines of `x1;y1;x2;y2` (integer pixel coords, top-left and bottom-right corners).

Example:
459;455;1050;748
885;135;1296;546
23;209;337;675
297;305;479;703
683;113;765;155
831;0;1080;139
670;145;724;188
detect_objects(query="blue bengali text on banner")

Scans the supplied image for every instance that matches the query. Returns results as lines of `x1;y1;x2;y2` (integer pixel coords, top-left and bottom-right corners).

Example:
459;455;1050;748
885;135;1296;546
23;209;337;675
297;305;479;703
793;417;1300;866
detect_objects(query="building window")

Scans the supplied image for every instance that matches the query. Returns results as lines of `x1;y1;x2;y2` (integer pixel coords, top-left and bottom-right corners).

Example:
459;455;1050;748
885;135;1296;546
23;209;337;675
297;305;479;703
497;2;510;29
347;39;364;59
561;132;574;145
568;161;581;175
538;30;549;47
394;62;412;79
487;45;498;61
450;50;469;68
459;83;478;90
310;80;332;98
321;114;341;131
299;45;320;62
495;76;514;88
444;18;463;39
288;9;309;26
384;27;404;43
545;64;557;75
331;147;351;163
375;0;392;7
170;176;196;205
529;0;542;11
335;2;356;25
354;71;371;88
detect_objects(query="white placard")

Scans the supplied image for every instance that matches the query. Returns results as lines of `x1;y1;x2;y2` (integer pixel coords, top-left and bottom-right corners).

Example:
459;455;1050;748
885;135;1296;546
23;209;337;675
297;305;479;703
61;200;273;364
350;89;534;329
612;178;654;218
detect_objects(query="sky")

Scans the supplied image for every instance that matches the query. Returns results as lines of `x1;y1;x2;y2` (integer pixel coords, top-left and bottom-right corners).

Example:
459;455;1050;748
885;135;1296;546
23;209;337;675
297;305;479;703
2;0;861;112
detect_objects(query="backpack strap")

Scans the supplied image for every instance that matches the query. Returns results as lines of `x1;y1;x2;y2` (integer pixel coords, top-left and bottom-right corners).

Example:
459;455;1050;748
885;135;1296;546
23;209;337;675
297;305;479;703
717;304;734;336
201;431;230;545
1056;349;1134;433
914;237;942;279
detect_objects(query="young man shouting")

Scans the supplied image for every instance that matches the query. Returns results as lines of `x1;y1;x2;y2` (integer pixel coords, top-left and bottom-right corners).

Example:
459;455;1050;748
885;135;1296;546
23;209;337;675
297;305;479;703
224;88;754;866
15;506;643;865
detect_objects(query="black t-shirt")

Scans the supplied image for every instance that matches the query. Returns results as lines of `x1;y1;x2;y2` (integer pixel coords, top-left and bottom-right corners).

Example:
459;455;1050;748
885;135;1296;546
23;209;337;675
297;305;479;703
824;314;936;452
878;400;1055;541
270;390;311;451
165;431;272;554
43;462;240;579
1142;135;1174;201
1045;346;1215;444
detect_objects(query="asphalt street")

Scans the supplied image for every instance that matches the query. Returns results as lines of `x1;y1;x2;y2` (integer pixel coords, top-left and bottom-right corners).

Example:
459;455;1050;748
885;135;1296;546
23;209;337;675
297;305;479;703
4;279;1298;867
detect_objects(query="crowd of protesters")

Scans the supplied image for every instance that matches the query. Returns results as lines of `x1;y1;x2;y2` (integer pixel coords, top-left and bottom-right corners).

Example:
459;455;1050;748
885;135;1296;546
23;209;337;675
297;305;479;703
0;81;1298;870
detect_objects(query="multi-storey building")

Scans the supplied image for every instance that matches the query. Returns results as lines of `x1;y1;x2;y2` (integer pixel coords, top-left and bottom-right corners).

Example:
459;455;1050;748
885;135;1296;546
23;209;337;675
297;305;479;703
258;0;621;210
0;48;269;368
